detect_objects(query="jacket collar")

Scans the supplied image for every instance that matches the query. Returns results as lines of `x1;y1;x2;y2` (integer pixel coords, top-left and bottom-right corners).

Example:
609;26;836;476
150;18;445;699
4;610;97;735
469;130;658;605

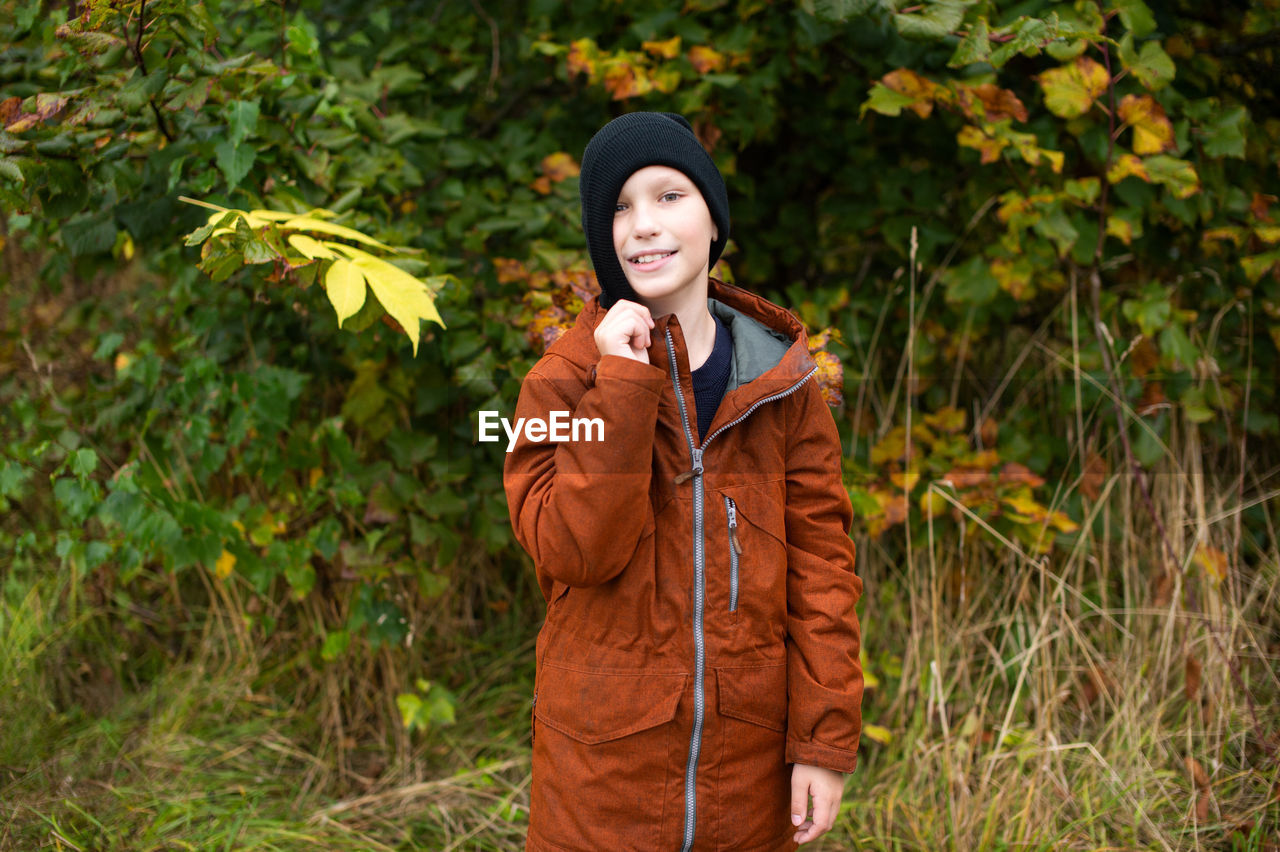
575;277;816;390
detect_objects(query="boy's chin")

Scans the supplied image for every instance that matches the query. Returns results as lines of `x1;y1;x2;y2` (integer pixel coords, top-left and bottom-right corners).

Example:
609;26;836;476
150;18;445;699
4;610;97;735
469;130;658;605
623;274;709;306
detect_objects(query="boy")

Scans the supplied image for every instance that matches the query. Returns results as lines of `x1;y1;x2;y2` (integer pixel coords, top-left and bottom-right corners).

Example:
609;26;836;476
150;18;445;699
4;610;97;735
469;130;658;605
504;112;863;851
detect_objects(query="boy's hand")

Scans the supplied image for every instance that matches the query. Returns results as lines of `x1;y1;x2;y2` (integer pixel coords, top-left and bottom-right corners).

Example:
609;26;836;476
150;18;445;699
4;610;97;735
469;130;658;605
790;763;845;844
594;299;654;363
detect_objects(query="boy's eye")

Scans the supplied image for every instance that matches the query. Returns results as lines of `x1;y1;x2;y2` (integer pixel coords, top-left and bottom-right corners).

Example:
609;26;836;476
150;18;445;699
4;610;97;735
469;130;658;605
661;192;681;202
614;203;627;213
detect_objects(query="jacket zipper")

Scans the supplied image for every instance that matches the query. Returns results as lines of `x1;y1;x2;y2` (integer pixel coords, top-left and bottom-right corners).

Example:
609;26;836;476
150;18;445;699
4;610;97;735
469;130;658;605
667;328;816;852
666;330;705;852
725;496;741;612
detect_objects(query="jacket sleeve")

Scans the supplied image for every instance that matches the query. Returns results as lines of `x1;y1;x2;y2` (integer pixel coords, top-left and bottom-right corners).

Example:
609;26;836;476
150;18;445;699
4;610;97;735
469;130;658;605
504;353;667;592
782;378;864;773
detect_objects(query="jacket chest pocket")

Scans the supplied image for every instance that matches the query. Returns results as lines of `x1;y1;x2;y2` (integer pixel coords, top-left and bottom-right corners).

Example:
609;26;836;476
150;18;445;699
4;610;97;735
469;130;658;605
718;486;788;619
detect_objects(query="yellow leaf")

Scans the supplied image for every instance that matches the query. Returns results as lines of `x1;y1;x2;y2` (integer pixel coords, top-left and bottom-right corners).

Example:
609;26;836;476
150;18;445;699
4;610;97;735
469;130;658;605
919;488;949;518
957;125;1007;164
288;233;339;260
1038;56;1109;119
891;471;921;492
246;209;304;222
1001;490;1048;524
862;724;893;744
282;215;393;250
1193;544;1229;583
1049;510;1079;533
642;36;681;59
860;648;880;688
215;549;236;580
924;407;966;434
337;246;446;354
1106;153;1149;184
309;467;323;488
540;151;581;183
688;45;726;74
1254;226;1280;244
324;258;367;328
870;426;908;466
1117;94;1175;155
1108;216;1136;245
882;68;939;118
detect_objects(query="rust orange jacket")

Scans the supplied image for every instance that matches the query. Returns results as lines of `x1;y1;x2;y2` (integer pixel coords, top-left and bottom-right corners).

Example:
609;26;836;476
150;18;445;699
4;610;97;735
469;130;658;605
504;278;864;852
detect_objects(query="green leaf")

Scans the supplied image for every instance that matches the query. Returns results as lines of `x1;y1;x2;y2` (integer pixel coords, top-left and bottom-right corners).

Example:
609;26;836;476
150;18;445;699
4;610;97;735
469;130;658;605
70;448;98;480
1201;106;1248;159
944;255;999;305
224;100;260;148
62;214;116;257
893;0;970;41
809;0;881;22
1110;0;1157;38
1142;154;1200;199
320;629;350;662
1033;205;1079;257
214;139;256;190
1121;286;1171;336
862;82;918;117
1159;323;1197;371
397;693;425;729
1180;387;1215;423
1118;35;1175;91
949;17;990;67
989;16;1055;68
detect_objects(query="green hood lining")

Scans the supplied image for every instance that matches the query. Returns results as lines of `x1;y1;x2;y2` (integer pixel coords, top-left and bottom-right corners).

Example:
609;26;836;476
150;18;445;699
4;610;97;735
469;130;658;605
708;298;794;394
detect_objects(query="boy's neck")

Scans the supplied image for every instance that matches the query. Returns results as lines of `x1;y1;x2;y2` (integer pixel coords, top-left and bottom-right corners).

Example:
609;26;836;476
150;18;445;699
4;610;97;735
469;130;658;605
643;277;717;371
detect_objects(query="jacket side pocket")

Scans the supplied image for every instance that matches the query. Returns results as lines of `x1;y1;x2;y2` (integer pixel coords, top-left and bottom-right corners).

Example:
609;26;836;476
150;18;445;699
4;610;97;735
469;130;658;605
531;665;687;851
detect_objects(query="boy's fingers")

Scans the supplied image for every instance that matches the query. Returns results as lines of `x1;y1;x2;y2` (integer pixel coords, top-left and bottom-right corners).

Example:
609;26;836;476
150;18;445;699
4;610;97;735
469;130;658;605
810;793;835;834
789;776;810;827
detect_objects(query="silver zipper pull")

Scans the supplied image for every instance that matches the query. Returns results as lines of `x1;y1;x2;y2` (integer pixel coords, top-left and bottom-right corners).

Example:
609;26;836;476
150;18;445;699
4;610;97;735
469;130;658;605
674;447;704;484
726;498;742;555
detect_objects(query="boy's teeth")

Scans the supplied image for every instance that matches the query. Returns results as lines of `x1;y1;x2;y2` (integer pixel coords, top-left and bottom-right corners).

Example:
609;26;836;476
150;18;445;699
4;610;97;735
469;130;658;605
632;252;672;264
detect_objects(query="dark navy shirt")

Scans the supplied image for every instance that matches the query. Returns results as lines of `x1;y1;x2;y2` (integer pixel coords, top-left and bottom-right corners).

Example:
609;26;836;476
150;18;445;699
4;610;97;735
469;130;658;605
691;312;733;443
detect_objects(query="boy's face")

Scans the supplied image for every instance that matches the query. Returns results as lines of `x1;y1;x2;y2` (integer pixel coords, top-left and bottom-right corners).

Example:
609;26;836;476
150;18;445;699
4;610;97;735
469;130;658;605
612;165;718;310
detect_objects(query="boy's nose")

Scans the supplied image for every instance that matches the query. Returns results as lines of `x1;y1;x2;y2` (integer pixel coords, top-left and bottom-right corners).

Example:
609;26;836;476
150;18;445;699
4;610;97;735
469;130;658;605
630;203;660;236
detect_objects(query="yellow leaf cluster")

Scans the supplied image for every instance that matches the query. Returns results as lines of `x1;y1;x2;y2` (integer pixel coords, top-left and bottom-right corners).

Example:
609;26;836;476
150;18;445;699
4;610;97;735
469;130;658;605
181;197;445;355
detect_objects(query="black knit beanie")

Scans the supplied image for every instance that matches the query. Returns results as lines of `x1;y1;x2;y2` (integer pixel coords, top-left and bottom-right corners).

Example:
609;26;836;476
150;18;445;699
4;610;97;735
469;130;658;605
579;112;730;309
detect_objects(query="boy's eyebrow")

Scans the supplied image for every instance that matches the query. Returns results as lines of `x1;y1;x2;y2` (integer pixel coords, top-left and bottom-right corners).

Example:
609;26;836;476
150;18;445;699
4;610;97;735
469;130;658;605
618;178;694;199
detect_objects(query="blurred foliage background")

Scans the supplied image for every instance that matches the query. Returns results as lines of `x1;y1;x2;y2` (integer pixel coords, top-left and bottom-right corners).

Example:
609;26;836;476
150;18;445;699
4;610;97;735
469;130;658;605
2;0;1278;848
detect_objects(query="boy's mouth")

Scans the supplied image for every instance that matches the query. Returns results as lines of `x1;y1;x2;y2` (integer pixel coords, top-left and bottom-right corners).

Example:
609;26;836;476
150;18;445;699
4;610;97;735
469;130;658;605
629;250;675;268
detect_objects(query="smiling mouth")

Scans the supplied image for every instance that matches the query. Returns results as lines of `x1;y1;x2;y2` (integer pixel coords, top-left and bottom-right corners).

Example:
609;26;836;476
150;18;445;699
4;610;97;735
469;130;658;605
630;251;675;265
